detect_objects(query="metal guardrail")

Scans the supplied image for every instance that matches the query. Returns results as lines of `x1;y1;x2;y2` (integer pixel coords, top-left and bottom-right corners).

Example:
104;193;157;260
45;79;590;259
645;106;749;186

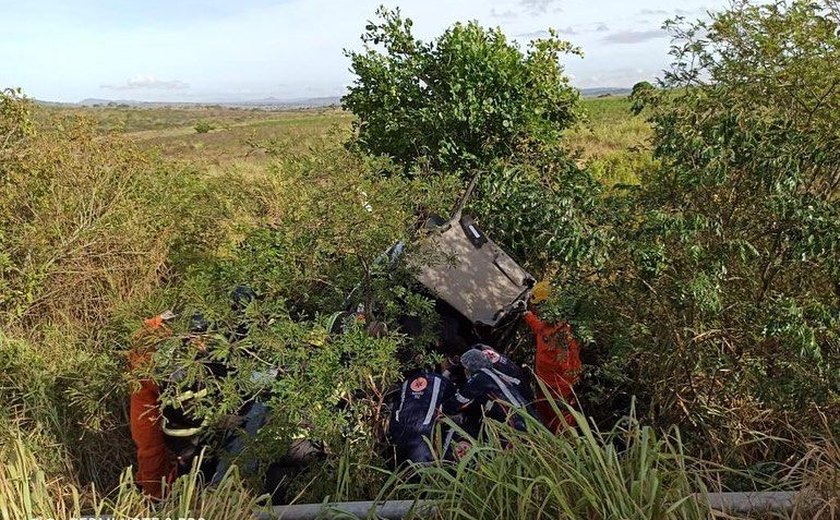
703;491;798;515
257;499;435;520
83;491;804;519
253;492;802;519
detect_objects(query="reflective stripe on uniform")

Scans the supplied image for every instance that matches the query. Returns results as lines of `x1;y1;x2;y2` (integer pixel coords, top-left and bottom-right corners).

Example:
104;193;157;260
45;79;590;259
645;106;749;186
491;368;520;387
455;392;471;404
442;427;456;455
394;380;409;422
481;368;523;407
174;387;209;403
162;417;206;438
422;377;442;426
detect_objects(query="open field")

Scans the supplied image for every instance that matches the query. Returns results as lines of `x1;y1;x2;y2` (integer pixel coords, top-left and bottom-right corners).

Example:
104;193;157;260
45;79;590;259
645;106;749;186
37;96;647;175
39;104;352;167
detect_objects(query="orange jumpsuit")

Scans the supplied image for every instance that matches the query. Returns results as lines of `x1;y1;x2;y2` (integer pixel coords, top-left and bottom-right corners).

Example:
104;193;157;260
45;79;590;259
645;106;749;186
128;315;176;498
524;311;581;432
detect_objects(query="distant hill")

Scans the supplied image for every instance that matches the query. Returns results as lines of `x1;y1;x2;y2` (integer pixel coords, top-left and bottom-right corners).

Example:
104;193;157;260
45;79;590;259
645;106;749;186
579;87;632;98
73;96;342;109
46;88;626;109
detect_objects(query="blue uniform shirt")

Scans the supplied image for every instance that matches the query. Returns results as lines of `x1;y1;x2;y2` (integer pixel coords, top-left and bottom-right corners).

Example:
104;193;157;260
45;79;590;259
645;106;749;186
388;372;455;463
443;368;535;432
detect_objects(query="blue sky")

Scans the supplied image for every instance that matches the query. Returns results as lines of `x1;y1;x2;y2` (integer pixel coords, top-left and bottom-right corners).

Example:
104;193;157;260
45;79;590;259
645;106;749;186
0;0;725;102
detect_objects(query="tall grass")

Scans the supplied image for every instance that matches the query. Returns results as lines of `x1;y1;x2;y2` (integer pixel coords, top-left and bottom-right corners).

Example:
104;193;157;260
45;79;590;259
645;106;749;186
0;437;266;520
561;96;654;187
382;404;713;520
786;419;840;520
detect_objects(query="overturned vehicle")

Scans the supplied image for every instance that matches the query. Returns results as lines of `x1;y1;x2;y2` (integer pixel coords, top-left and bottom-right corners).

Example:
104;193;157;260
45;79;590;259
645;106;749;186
345;177;535;353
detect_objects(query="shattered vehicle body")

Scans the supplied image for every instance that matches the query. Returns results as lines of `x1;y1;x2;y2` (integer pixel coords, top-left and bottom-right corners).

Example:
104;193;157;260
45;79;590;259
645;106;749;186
407;177;534;346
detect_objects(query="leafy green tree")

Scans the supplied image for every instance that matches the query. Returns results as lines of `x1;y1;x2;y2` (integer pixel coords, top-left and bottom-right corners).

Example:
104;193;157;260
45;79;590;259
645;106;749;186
343;7;581;177
628;80;655;115
343;8;607;278
582;0;840;463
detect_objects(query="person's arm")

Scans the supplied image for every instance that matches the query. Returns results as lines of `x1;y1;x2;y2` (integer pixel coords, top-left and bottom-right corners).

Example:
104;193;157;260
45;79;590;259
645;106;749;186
562;325;582;385
442;377;481;415
523;311;541;334
439;378;456;403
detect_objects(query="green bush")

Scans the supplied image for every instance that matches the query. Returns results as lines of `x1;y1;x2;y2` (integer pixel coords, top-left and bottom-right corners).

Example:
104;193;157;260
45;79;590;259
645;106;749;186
467;160;609;275
141;138;450;493
629;80;656;115
194;120;214;133
575;0;840;464
0;90;265;493
343;7;581;177
0;94;240;332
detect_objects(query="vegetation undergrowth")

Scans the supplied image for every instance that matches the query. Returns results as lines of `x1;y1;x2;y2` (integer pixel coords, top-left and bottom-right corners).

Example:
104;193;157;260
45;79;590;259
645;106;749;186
0;436;264;520
379;402;712;520
1;0;838;516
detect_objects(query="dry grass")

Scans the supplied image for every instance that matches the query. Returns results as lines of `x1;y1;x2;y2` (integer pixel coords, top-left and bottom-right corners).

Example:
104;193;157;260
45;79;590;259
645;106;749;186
37;104;353;166
0;436;265;520
786;418;840;519
130;109;352;165
564;96;652;158
37;98;644;175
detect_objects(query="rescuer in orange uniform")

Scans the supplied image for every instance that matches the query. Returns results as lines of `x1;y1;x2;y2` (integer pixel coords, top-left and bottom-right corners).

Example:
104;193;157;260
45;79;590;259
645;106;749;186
128;310;178;498
524;282;582;432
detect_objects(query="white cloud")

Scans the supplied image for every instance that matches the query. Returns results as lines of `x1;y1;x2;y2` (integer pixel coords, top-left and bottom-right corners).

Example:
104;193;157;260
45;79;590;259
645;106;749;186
638;8;668;15
515;26;578;39
602;29;667;44
520;0;561;15
515;29;551;38
101;75;189;91
490;8;518;20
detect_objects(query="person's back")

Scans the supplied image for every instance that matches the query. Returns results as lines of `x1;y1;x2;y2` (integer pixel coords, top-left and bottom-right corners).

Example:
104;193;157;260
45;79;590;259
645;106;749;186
128;310;177;498
388;371;454;465
442;349;536;433
524;310;581;431
475;344;535;405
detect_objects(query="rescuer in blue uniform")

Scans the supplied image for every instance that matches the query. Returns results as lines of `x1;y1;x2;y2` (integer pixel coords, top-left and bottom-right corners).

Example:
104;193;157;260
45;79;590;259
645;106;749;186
388;371;455;465
474;343;536;406
442;348;535;433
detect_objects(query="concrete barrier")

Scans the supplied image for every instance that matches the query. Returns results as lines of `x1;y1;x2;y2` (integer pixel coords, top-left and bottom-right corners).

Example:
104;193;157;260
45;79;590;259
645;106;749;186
85;491;804;519
702;491;798;515
258;499;436;520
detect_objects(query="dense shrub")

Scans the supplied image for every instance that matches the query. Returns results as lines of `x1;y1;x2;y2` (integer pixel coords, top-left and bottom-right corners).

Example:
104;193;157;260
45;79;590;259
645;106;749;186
0;330;130;489
468;159;610;275
0;92;240;333
0;90;260;490
151;140;429;487
194;120;214;134
574;0;840;464
343;7;581;177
